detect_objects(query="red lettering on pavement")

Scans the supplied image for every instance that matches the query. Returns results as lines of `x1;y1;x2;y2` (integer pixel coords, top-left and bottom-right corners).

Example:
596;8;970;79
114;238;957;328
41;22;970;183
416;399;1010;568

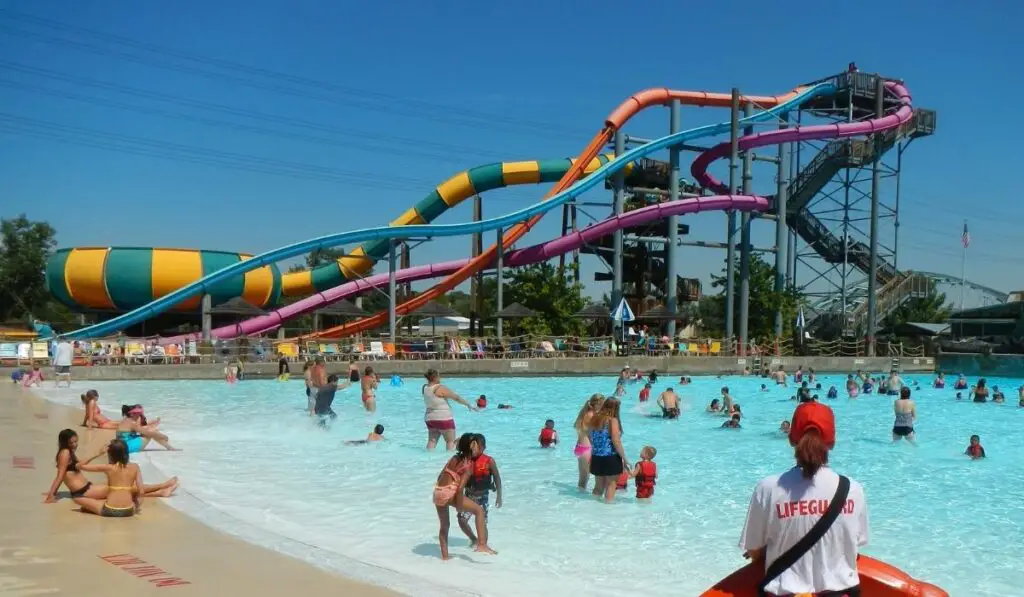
98;554;191;588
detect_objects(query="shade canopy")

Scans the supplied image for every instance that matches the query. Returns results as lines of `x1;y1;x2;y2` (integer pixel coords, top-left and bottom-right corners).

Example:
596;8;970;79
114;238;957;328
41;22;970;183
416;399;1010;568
573;303;612;319
495;302;536;319
314;300;368;318
414;300;460;318
207;297;266;316
637;304;682;321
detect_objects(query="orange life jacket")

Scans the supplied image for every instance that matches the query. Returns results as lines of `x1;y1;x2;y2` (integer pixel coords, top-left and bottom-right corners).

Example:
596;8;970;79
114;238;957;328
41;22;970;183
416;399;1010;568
616;470;629;489
967;444;984;458
636;461;657;491
539;428;555;447
466;454;494;491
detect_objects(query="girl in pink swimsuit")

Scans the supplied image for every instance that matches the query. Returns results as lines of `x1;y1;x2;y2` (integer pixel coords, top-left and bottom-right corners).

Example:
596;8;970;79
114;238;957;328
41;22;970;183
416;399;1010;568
433;433;496;559
572;394;605;490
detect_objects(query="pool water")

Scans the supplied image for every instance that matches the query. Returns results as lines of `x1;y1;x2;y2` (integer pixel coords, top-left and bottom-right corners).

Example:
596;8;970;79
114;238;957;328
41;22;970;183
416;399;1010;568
36;374;1024;597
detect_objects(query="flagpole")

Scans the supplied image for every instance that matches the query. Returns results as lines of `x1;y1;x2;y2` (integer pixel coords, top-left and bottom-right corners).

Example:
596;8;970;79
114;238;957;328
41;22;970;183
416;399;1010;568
960;220;966;312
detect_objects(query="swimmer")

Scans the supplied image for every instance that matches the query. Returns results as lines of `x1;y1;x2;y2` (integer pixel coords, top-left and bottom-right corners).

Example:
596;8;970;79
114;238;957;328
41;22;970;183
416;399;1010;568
224;363;238;383
956;391;963;401
887;369;904;395
476;395;487;409
794;365;804;384
613;384;626;398
965;435;986;459
772;365;786;385
954;374;968;390
345;424;385;445
846;374;859;398
779;420;791;434
707;398;722;413
861;377;874;395
458;433;503;549
538;419;558;448
808;368;817;383
648;369;658;384
315;374;351;427
721;413;742;429
892;387;916;443
360;366;378;412
656;387;680;419
639;383;651;402
348;357;360;383
573;394;605;490
497;404;513;410
277;354;290;380
679;376;691;385
971;378;989;403
827;385;838;399
797;382;811;402
815;382;823;391
759;384;768;392
992;386;1005;403
629;446;657;499
434;433;496;559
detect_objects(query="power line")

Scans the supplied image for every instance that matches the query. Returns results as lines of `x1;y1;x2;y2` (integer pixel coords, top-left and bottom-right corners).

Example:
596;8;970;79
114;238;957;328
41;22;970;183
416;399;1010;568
0;19;591;140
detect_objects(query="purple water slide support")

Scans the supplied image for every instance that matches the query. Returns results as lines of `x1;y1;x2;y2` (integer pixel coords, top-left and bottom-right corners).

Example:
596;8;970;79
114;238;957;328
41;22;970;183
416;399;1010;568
159;195;767;344
691;82;912;192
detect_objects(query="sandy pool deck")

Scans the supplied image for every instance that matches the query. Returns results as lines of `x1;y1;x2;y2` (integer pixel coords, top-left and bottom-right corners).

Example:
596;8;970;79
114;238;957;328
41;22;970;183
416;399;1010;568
0;382;401;596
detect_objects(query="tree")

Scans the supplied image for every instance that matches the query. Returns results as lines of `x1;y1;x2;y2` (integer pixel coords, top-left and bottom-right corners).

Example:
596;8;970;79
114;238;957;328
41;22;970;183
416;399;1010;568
0;215;57;323
698;254;802;340
503;262;588;336
883;285;952;328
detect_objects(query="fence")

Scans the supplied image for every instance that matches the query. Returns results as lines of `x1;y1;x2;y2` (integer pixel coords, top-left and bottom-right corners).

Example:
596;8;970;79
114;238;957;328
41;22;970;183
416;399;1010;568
1;332;925;367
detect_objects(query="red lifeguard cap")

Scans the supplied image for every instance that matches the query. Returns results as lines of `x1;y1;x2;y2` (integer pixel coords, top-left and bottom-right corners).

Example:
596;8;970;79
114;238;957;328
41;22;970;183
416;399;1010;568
789;401;836;448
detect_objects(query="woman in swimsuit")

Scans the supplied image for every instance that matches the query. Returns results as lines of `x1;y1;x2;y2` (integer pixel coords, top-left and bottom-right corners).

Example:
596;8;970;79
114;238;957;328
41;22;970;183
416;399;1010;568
72;439;144;517
892;386;917;443
360;366;378;413
970;378;989;403
117;405;179;453
44;430;178;503
348;358;361;383
572;394;605;491
422;368;476;450
433;433;496;559
586;398;630;503
81;390;117;429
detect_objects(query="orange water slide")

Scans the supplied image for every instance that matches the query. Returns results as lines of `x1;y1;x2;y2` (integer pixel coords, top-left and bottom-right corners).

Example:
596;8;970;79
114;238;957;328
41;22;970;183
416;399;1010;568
308;85;806;340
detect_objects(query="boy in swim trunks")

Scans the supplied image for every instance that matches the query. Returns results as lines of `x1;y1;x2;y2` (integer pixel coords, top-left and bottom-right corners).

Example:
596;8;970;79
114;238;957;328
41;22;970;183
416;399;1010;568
458;434;502;548
965;435;986;459
345;424;385;445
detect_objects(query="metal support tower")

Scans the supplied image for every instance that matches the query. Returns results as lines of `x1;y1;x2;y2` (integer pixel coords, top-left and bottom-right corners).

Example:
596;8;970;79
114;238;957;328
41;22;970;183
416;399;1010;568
866;75;884;355
738;102;753;353
666;99;681;337
773;113;790;337
724;89;740;342
611;131;625;308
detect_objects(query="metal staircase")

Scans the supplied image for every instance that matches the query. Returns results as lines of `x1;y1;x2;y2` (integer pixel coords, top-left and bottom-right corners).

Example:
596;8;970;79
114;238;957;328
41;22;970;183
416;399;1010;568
844;272;933;334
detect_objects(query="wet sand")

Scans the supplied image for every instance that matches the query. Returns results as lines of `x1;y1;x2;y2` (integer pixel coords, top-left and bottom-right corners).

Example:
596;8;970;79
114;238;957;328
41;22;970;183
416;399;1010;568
0;382;401;596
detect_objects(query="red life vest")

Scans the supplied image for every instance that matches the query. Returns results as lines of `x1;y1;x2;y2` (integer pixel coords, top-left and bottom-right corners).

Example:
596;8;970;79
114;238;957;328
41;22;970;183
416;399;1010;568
466;454;494;490
477;397;487;408
539;427;555;447
616;470;629;490
636;461;657;492
967;444;984;458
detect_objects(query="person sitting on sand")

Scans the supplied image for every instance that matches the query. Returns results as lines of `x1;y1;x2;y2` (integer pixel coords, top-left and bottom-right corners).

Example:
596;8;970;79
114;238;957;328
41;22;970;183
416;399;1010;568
45;429;178;503
657;387;680;419
117;405;179;452
72;439;148;518
81;389;118;429
345;424;385;445
433;433;496;559
458;433;502;549
21;364;44;387
965;434;986;459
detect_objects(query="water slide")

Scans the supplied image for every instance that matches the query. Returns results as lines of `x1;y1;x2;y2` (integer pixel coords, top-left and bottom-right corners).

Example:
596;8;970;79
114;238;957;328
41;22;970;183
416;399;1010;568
62;82;832;340
163;195;769;343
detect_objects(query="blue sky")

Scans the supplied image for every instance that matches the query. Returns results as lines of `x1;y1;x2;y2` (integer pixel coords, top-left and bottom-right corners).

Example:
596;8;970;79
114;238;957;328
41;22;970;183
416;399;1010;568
1;1;1020;307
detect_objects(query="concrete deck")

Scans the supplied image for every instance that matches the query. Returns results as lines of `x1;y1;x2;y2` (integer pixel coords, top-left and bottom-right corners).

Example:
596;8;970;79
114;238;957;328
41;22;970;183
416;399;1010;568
0;383;400;596
2;355;935;381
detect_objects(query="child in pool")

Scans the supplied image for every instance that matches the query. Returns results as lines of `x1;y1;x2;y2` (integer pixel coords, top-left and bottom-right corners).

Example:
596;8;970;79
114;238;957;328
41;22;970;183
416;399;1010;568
827;385;838;399
628;446;657;499
759;384;768;392
965;435;986;459
721;413;742;429
345;424;385;445
497;404;513;410
456;434;501;552
992;386;1006;403
707;398;722;413
779;420;791;434
639;383;651;402
476;395;487;409
538;420;558;448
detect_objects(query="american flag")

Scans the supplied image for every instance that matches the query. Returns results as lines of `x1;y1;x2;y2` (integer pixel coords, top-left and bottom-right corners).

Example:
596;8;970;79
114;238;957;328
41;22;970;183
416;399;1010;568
962;222;971;248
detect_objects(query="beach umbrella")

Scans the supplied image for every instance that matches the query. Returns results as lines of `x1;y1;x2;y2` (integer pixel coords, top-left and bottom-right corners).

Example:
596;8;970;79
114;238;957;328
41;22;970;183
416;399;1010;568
208;297;266;316
495;302;536;319
573;304;611;319
414;300;459;336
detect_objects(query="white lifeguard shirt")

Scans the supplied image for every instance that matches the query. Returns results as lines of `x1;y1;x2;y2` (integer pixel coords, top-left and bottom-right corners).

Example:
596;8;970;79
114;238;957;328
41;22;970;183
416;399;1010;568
739;466;868;595
53;341;73;368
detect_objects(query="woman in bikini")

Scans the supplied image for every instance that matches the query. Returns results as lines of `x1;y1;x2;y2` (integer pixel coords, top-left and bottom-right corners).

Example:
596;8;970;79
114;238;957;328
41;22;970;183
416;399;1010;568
72;439;145;517
81;390;117;429
361;366;378;413
117;405;179;453
433;433;496;559
572;394;605;491
44;429;178;503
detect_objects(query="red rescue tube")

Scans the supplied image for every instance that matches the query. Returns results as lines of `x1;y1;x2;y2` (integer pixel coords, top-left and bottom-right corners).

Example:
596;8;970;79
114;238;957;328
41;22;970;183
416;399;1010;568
701;554;948;597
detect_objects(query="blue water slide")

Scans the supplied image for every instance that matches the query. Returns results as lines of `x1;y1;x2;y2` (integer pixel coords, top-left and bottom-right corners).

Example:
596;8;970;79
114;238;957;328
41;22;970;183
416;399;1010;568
63;83;833;339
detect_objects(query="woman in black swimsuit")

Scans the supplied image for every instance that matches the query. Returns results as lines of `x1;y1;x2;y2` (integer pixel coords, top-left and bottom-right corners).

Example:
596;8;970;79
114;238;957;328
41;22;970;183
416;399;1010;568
43;429;178;504
348;358;361;383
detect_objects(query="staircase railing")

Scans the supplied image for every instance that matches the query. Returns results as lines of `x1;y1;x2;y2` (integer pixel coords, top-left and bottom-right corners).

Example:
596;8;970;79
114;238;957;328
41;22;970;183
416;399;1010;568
847;273;932;334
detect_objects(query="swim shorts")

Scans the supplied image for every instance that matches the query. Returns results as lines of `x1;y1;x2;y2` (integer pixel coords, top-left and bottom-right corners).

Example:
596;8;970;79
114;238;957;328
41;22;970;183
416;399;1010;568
892;426;914;437
459;491;489;521
425;419;455;431
56;366;71;374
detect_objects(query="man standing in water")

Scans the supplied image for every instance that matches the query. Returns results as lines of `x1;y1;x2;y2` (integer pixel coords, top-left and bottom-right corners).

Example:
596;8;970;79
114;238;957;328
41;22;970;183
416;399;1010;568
892;386;916;443
771;365;786;385
309;357;328;415
887;369;904;395
657;387;681;419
